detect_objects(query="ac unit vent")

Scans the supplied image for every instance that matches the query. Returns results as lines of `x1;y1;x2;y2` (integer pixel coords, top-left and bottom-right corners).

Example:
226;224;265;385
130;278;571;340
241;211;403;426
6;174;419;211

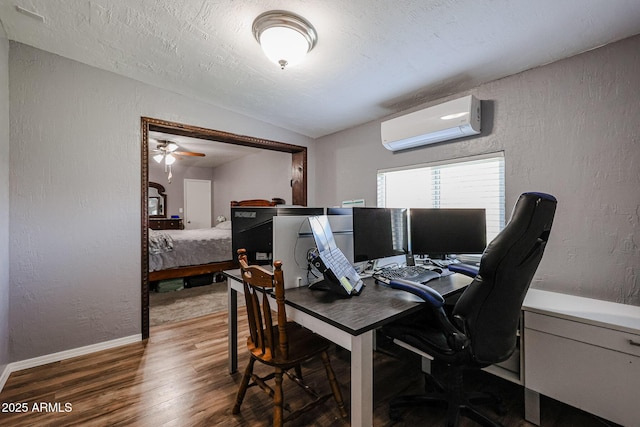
381;95;481;151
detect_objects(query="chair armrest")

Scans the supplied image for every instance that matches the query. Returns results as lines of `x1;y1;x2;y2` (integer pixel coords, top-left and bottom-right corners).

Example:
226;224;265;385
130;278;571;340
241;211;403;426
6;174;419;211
389;279;469;351
448;263;479;278
389;279;445;308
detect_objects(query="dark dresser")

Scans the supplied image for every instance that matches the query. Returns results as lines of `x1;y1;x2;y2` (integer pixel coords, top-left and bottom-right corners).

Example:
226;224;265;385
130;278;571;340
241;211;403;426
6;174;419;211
149;218;183;230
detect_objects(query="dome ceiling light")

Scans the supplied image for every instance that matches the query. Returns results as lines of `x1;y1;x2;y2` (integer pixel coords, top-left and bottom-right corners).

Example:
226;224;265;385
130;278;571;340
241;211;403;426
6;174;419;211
252;10;317;69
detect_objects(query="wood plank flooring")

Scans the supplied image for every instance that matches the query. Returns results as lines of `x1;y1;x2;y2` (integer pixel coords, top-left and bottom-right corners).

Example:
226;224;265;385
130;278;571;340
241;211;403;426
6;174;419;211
0;309;616;426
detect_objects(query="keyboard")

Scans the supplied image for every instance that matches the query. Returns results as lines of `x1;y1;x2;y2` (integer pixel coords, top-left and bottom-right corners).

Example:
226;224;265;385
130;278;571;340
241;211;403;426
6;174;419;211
373;265;441;285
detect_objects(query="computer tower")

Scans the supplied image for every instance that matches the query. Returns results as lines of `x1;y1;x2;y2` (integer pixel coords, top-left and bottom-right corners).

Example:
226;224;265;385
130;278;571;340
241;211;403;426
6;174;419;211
231;206;324;265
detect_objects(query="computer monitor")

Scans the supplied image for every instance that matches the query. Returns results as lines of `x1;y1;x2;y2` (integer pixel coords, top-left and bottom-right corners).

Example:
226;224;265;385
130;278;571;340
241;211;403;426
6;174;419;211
410;208;486;258
352;207;408;262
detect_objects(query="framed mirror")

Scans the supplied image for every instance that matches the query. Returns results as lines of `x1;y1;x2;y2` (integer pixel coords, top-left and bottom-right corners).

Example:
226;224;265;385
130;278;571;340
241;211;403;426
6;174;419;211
148;182;167;218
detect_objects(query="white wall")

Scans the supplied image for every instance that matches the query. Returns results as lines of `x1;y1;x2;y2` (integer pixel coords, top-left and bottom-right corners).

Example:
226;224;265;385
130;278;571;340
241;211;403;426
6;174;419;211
314;35;640;306
0;33;10;377
8;42;315;362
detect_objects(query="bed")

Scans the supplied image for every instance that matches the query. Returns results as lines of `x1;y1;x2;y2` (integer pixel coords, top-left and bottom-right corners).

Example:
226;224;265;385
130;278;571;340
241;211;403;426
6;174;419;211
148;198;284;282
148;223;234;281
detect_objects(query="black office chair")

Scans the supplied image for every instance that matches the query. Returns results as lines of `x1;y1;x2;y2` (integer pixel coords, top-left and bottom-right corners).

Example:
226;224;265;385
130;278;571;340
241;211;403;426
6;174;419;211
381;192;557;427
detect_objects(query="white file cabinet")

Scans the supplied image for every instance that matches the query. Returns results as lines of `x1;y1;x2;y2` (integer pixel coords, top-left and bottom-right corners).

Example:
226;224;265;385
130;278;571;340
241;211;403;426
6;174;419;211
522;289;640;426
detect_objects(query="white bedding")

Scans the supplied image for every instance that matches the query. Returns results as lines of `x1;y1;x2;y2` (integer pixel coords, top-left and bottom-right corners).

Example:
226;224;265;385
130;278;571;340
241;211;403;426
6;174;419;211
149;226;232;272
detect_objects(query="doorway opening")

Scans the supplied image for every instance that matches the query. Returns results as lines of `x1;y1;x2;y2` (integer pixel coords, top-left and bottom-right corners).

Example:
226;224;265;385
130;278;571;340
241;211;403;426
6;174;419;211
141;117;308;338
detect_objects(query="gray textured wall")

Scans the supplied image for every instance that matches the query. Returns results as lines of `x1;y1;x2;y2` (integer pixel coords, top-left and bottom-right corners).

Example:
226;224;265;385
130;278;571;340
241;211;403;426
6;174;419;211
315;35;640;306
212;149;293;221
8;43;314;362
149;162;216;223
148;149;292;226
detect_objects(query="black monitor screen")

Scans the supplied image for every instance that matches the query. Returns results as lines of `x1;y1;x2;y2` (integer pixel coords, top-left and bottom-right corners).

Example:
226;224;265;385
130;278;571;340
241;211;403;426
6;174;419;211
352;207;408;262
410;208;486;257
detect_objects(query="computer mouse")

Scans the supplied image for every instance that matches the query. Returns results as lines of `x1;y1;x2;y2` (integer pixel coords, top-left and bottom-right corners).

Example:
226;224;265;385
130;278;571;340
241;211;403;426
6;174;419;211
431;267;443;274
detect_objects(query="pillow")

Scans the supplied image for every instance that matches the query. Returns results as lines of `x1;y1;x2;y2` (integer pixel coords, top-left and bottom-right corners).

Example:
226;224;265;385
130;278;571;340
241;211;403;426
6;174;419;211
216;221;232;230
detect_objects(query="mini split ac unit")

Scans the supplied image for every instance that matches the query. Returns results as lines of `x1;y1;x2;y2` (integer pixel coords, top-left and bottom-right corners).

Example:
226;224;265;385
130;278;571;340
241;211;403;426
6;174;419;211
381;95;481;151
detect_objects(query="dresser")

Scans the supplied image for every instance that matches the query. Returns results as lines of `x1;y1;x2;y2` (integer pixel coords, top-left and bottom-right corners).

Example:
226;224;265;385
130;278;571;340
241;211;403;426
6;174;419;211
149;218;183;230
522;289;640;426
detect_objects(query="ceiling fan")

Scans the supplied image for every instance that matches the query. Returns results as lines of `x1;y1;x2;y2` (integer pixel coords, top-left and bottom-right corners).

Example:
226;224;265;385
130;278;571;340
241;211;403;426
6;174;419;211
150;140;205;183
151;140;205;165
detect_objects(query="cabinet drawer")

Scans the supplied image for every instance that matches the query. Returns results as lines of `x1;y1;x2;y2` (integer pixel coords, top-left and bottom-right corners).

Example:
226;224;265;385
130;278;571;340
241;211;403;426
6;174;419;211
525;311;640;357
525;328;640;426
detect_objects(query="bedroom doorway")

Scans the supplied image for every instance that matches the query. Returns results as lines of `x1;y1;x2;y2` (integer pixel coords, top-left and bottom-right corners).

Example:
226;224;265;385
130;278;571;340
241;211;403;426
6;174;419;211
141;117;309;338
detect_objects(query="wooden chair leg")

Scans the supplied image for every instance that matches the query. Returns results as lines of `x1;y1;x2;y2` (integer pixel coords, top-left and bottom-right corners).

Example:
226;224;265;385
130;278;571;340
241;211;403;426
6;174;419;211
321;351;348;418
273;368;284;427
232;358;255;414
294;364;303;380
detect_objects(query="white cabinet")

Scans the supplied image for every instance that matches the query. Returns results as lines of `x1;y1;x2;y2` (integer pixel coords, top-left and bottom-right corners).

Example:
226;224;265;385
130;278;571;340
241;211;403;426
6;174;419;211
522;289;640;427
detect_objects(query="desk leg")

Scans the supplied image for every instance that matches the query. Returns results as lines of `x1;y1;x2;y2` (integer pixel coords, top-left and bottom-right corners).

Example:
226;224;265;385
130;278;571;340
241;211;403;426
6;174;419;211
228;286;238;374
524;387;540;425
351;330;374;427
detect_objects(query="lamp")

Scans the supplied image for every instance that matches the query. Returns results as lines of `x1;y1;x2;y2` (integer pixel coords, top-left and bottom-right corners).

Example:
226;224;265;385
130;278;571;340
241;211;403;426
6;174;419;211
252;10;317;69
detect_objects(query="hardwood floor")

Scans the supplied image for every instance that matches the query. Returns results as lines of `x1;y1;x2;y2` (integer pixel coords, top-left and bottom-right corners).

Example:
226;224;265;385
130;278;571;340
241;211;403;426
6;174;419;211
0;309;616;426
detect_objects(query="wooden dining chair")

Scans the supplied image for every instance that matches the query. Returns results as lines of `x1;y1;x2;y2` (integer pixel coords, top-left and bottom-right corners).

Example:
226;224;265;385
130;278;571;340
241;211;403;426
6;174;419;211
232;249;348;426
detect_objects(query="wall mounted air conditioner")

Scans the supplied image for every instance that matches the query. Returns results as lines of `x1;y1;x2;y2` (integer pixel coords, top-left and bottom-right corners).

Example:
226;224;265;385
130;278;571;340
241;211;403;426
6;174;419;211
381;95;481;151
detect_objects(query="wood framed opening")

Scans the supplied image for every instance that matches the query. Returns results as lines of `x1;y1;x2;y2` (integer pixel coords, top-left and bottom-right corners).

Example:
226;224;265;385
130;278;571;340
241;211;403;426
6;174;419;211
141;117;308;338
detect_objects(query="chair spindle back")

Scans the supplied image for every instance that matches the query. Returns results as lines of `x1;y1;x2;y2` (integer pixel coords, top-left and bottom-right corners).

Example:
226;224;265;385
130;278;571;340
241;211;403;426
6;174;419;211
238;249;288;360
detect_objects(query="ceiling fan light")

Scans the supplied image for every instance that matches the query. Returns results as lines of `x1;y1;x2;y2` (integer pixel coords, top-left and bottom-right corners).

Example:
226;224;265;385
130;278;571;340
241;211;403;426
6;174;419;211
253;11;317;69
153;153;164;163
165;153;176;165
165;142;179;152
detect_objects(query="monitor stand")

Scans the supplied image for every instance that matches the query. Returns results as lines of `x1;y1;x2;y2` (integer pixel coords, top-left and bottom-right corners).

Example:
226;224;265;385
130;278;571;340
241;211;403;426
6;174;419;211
308;277;361;297
308;279;332;291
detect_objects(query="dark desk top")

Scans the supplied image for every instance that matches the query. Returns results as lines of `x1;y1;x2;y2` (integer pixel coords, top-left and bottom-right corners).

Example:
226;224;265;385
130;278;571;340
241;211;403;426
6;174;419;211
224;270;469;336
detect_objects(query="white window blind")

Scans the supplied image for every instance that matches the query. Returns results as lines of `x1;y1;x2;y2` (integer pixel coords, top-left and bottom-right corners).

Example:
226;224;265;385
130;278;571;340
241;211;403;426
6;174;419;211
377;153;505;242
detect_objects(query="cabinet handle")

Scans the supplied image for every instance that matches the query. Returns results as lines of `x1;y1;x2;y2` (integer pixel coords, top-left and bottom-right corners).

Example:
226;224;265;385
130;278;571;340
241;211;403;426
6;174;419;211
630;339;640;347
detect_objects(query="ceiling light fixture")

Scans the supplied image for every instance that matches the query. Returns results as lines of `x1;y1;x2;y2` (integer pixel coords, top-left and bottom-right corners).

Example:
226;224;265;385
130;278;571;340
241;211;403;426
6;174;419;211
152;152;175;182
164;154;176;166
252;10;317;69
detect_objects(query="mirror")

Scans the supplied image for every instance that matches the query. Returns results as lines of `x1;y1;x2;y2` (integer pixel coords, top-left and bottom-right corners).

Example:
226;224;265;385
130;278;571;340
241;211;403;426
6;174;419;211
148;182;166;218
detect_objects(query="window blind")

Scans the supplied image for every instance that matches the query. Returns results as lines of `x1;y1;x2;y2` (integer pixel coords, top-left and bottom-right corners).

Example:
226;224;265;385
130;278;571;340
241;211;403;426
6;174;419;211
377;153;505;242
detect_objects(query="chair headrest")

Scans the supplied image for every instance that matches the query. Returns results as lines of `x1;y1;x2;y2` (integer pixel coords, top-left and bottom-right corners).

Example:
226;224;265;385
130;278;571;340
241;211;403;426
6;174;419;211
522;191;557;203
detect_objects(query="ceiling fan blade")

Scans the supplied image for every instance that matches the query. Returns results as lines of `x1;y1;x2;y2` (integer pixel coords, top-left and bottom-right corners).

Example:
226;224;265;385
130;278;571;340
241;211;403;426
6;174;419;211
173;151;205;157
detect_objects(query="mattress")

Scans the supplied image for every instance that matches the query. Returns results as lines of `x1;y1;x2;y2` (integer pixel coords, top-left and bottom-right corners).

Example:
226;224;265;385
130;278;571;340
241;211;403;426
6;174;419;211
149;227;232;272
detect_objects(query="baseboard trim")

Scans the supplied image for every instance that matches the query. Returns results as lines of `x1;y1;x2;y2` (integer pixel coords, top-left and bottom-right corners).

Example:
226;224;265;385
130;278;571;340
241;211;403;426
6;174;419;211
0;363;10;392
0;334;142;393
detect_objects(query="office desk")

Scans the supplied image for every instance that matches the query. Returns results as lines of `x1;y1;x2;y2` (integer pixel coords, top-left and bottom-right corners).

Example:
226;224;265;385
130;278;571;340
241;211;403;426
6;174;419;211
225;270;469;426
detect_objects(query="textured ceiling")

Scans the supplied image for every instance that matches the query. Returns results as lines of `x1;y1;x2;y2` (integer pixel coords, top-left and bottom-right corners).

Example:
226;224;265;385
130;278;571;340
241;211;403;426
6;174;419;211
1;0;640;138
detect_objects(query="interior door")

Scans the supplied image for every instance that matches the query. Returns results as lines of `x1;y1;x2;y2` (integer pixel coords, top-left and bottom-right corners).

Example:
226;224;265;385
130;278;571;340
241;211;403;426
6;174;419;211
184;179;211;229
